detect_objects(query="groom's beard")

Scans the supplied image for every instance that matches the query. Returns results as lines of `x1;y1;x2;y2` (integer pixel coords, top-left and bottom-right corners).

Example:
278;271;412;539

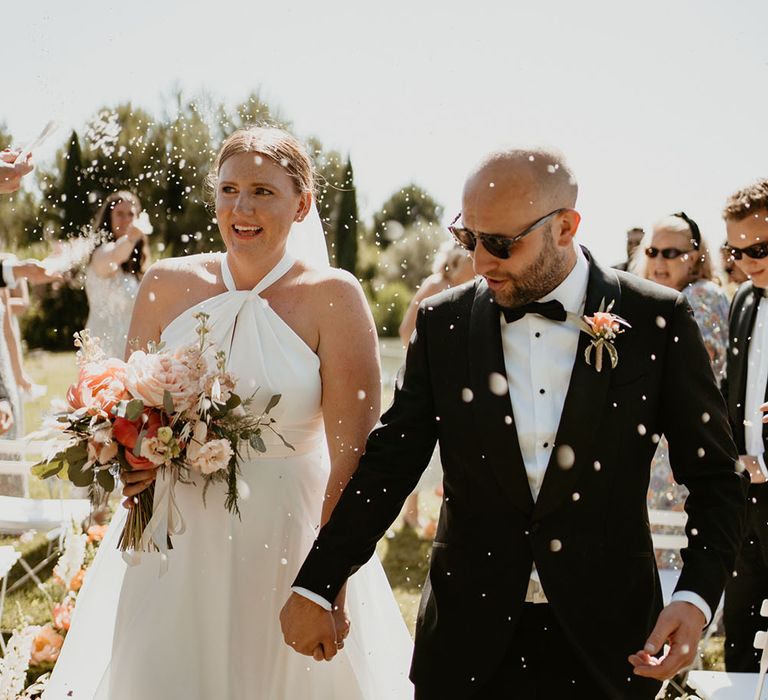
489;230;571;308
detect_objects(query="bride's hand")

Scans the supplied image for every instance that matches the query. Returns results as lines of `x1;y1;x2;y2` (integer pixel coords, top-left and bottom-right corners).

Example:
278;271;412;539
332;590;350;650
120;467;159;509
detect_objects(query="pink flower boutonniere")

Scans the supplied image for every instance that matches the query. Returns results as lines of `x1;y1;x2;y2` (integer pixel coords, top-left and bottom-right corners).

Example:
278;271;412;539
575;299;631;372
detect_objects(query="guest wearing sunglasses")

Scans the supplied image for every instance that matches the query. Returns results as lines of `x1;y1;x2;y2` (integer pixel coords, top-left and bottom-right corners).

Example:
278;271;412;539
720;178;768;673
631;214;730;575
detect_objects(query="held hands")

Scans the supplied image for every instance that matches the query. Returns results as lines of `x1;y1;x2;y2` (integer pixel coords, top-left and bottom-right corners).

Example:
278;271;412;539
739;455;767;485
280;592;350;662
12;259;63;286
628;601;706;680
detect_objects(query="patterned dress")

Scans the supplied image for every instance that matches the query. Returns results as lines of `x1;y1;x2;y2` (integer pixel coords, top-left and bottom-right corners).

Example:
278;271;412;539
648;279;730;568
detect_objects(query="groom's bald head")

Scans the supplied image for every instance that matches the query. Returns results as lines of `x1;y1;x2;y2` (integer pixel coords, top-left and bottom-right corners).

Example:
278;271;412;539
463;147;578;218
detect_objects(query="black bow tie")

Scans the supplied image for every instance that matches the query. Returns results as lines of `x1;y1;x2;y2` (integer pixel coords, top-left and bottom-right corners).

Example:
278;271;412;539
753;286;767;300
500;299;568;323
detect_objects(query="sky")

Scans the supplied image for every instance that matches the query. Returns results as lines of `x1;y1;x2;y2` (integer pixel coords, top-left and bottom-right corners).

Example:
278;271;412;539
2;0;767;264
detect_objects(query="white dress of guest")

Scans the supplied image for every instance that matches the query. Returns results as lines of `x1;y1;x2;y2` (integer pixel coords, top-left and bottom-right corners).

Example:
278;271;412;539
84;266;140;358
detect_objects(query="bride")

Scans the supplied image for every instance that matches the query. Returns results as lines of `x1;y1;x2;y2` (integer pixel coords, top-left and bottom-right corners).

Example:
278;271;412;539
44;127;413;699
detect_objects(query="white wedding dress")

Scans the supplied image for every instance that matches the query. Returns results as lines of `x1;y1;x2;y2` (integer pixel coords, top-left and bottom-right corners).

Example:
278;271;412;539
45;252;413;699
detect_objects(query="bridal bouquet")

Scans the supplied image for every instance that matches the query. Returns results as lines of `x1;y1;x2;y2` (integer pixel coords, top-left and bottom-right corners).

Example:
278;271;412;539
32;312;290;557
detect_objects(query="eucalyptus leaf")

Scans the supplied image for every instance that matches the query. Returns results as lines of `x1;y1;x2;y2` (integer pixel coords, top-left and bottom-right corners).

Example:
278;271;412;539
126;399;145;422
133;429;146;458
96;468;116;492
264;394;281;414
225;393;242;411
68;458;94;487
163;390;175;415
31;459;64;480
64;443;88;463
249;435;267;453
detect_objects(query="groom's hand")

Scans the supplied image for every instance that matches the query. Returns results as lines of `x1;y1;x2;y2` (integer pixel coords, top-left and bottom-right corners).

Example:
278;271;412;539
628;601;706;680
280;592;338;661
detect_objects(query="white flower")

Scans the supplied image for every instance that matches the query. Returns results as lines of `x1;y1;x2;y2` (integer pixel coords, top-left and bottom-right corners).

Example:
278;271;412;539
139;436;174;466
0;625;36;700
53;520;87;590
188;438;233;475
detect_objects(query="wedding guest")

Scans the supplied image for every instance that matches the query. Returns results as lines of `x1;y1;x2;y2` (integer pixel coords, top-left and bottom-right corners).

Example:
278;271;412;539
612;226;645;271
720;178;768;672
632;214;730;567
720;242;749;299
398;241;474;530
85;191;151;357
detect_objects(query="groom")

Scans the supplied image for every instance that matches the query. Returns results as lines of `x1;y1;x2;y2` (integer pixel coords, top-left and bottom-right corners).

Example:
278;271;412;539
280;148;747;698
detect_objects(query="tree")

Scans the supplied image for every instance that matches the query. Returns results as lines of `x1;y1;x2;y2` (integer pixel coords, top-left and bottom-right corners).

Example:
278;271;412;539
60;131;92;234
334;156;358;275
371;184;443;248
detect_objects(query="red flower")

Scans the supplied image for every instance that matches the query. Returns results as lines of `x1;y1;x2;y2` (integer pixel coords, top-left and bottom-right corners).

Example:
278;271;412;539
113;411;163;470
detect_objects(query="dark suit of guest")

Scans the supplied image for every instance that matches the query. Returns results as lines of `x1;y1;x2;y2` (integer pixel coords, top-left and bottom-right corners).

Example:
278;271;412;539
721;281;768;671
295;250;747;699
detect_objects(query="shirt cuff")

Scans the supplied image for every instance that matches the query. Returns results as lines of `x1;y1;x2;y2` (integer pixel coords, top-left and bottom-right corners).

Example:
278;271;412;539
1;259;17;289
757;455;768;480
671;590;712;625
291;586;333;611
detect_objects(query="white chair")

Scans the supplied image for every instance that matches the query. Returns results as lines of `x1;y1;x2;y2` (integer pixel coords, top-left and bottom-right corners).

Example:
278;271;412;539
687;599;768;699
0;544;22;654
0;436;91;595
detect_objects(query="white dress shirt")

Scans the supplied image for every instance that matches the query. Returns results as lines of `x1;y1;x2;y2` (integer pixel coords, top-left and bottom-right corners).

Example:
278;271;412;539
744;294;768;479
296;245;711;621
501;246;710;622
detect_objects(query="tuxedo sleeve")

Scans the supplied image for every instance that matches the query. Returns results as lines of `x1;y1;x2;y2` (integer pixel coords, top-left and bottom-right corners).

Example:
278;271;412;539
293;304;439;602
661;294;748;615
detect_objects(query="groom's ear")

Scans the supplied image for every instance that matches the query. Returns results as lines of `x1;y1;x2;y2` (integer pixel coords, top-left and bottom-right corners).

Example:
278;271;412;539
295;192;312;222
555;209;581;247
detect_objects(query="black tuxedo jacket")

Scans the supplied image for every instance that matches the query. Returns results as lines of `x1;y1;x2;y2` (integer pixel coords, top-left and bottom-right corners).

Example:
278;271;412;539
295;252;747;699
721;282;768;545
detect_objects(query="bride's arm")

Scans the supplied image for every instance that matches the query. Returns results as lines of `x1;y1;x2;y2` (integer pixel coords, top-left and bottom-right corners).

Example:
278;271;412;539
316;271;382;527
315;270;380;619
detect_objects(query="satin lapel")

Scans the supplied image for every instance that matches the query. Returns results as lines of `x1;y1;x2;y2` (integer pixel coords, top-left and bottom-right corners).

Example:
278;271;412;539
731;287;759;442
469;281;534;516
533;256;621;521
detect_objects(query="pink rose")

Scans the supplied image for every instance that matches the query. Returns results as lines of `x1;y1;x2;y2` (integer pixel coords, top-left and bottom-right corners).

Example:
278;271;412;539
30;624;64;665
125;350;201;413
588;312;619;333
66;358;130;416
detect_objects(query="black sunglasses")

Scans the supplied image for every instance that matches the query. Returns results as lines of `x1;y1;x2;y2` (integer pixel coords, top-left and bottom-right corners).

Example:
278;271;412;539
645;247;695;260
448;208;566;259
722;242;768;261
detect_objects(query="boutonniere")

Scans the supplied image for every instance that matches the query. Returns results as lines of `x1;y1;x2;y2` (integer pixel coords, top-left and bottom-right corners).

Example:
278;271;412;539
573;299;631;372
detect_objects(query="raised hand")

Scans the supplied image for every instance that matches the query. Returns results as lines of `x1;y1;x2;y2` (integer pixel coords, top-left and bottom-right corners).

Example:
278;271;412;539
0;149;34;194
280;592;339;661
628;601;705;680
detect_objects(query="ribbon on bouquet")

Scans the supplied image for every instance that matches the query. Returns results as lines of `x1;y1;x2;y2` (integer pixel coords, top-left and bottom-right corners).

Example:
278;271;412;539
122;469;186;576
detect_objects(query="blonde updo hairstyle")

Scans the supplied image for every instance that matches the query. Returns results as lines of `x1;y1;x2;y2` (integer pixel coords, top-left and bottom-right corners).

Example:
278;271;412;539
205;126;315;203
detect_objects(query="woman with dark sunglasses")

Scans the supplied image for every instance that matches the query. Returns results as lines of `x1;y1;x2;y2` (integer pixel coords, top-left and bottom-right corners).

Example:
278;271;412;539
632;213;730;571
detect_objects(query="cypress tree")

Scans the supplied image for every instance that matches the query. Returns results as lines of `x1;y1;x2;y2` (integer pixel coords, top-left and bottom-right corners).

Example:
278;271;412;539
335;156;358;275
60;130;92;234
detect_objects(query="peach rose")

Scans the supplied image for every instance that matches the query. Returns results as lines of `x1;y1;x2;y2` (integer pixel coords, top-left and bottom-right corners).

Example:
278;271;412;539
125;350;202;413
52;600;73;631
69;568;85;592
588;312;619;333
87;437;118;465
87;524;108;543
30;624;64;665
189;438;233;475
66;358;130;416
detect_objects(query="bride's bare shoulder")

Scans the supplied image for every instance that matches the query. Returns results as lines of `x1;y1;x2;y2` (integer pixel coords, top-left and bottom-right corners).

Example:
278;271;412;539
292;263;370;320
138;253;225;322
